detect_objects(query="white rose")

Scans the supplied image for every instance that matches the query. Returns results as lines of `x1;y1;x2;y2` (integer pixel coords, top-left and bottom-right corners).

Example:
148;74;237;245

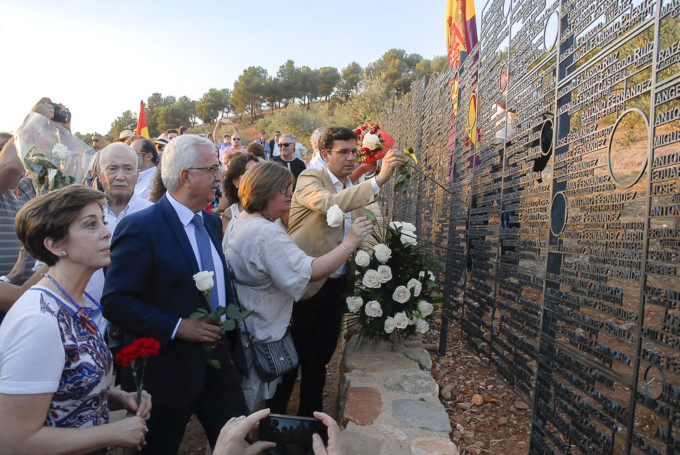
400;233;417;246
419;270;435;282
365;300;383;317
407;278;422;297
388;221;403;231
377;265;392;283
326;204;344;228
373;243;392;263
392;285;411;304
362;269;381;288
394;311;409;329
362;133;380;150
415;319;429;334
418;300;434;317
384;316;396;334
346;296;363;313
193;271;215;292
354;250;370;267
52;143;70;160
402;222;416;232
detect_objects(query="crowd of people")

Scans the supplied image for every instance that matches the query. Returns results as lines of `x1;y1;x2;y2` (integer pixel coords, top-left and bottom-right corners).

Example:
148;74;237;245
0;98;408;454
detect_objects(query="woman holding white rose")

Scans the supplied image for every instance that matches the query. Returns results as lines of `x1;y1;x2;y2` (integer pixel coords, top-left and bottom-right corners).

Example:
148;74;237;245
224;162;373;411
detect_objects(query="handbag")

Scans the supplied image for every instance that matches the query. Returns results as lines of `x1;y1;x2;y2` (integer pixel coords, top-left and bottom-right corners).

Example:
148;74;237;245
226;258;299;382
250;328;299;383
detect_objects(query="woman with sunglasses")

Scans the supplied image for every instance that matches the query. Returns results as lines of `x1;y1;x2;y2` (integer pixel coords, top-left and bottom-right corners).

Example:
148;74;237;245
0;185;151;454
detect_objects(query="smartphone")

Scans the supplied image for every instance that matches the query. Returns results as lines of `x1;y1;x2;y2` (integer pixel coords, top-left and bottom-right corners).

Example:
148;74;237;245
259;413;329;455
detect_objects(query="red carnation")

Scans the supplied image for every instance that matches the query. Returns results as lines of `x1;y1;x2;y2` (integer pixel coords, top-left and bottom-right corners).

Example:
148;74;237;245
355;128;361;135
361;125;367;130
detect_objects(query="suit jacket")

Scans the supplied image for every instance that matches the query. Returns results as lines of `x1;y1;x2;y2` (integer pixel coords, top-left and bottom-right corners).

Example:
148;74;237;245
288;168;375;298
102;194;246;408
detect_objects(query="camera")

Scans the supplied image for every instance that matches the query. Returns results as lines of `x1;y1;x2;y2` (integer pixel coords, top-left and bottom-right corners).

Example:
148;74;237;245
259;414;328;455
49;103;71;124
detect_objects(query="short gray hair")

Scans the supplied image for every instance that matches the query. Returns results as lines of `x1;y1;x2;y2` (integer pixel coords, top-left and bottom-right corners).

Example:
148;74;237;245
162;134;216;191
279;134;295;144
99;143;137;169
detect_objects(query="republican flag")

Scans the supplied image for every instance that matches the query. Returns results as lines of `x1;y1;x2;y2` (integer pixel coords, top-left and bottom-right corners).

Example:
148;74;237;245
447;0;478;69
136;100;149;138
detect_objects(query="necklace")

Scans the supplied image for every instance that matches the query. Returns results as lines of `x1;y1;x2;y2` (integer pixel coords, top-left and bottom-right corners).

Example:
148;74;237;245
259;212;273;222
42;273;102;332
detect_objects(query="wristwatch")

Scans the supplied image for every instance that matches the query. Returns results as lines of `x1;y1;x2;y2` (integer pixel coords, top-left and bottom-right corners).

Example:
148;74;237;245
0;275;12;284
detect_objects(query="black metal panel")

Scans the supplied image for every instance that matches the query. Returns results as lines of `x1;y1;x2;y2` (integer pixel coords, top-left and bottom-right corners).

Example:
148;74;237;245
377;0;680;451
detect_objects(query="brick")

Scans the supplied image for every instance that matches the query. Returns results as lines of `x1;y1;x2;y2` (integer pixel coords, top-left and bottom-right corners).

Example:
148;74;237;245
342;387;382;426
411;437;460;455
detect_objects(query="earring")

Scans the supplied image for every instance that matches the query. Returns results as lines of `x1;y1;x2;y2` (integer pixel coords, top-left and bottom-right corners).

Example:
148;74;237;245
60;251;68;257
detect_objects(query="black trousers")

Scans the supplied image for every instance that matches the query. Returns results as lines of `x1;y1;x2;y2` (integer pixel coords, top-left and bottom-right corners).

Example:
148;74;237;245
141;360;248;454
270;274;348;416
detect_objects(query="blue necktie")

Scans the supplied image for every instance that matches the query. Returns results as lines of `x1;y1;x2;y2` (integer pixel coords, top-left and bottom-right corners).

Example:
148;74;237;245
191;214;218;311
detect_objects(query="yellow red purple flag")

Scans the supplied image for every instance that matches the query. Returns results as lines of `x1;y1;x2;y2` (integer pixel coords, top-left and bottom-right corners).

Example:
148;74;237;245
136;100;149;138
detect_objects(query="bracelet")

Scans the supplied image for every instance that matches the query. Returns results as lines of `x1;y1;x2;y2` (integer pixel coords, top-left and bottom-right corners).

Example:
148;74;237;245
340;244;352;256
0;275;12;284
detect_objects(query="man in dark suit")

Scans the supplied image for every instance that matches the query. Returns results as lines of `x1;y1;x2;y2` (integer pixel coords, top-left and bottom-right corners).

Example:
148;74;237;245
102;134;248;454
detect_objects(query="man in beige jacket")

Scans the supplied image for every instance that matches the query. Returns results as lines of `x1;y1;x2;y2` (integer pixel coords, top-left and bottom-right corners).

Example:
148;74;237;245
270;126;408;416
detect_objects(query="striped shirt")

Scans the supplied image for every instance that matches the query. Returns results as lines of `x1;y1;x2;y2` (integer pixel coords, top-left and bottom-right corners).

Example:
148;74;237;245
0;177;36;283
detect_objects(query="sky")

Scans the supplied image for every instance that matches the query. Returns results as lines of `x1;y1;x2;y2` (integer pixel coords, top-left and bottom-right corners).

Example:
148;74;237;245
1;0;452;135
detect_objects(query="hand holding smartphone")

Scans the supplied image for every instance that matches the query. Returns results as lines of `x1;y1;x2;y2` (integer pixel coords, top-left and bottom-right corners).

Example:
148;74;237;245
258;413;328;455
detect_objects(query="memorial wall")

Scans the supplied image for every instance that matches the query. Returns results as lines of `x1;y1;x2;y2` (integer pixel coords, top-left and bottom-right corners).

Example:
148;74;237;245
379;0;680;452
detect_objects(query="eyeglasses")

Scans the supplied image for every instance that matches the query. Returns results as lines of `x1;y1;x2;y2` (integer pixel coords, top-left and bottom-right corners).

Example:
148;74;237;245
328;149;358;157
279;142;294;148
232;137;241;141
156;144;165;150
187;165;221;177
279;185;293;196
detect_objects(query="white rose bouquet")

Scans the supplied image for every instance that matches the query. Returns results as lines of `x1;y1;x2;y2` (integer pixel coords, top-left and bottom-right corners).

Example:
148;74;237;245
345;210;442;344
15;112;96;194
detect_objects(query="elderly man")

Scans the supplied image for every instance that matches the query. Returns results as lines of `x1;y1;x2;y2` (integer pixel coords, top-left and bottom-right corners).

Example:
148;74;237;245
270;126;408;416
91;133;103;151
85;143;152;333
272;134;306;188
131;138;158;200
102;134;248;455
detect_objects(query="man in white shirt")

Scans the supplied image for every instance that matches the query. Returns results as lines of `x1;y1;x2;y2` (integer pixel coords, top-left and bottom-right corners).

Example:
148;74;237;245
85;143;152;333
102;134;248;454
270;126;407;416
131;138;158;200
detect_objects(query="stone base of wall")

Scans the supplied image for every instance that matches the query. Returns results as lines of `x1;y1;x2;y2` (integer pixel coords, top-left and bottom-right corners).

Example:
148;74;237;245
337;335;459;455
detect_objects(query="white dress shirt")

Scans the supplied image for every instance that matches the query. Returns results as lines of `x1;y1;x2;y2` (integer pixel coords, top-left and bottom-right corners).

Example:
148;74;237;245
326;168;379;278
134;166;156;200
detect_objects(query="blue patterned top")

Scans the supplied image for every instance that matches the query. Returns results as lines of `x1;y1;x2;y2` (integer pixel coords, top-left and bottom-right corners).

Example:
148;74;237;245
37;288;114;428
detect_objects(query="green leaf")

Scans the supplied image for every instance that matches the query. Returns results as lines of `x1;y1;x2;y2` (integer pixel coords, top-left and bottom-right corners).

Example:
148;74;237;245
223;319;236;331
189;312;206;320
394;181;405;193
364;208;377;221
197;308;208;314
202;342;213;352
208;359;222;369
396;174;407;183
239;310;255;320
226;304;239;319
214;306;226;317
208;314;220;324
399;165;409;175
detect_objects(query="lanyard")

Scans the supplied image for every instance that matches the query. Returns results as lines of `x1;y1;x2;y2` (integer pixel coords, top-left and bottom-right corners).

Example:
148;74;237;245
42;273;102;332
